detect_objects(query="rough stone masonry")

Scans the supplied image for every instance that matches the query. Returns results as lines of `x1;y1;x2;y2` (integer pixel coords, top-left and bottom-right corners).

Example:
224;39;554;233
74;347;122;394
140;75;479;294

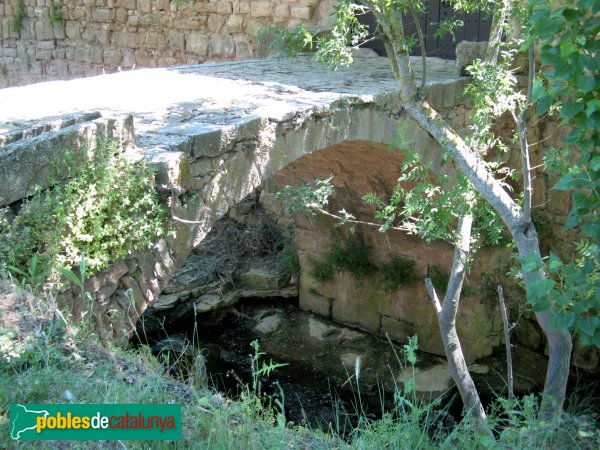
0;0;337;88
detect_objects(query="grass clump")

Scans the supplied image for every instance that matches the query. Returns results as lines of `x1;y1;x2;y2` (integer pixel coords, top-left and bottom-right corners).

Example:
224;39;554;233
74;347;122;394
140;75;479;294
310;231;376;285
11;1;27;34
49;1;64;25
380;256;416;292
0;140;170;285
277;236;301;276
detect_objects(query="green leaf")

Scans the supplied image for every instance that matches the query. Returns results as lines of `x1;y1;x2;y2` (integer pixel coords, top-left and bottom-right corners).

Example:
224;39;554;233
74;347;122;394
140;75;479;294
551;311;576;329
575;316;600;337
560;101;585;120
526;277;555;307
553;173;575;191
577;75;596;94
60;267;83;288
521;254;543;272
549;252;564;272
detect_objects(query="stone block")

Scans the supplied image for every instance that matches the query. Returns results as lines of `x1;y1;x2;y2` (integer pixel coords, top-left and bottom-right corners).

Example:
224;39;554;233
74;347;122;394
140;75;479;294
225;14;243;34
115;8;128;22
216;1;232;14
126;15;140;28
140;13;158;27
123;0;136;9
274;4;289;20
137;0;151;13
90;46;103;64
290;6;312;20
330;273;381;334
156;0;170;11
186;31;209;55
250;1;271;17
380;316;415;343
91;8;111;22
103;48;123;66
168;30;185;50
143;31;166;49
113;30;137;48
299;287;331;318
234;35;253;60
35;20;55;40
173;17;202;30
209;34;235;57
207;14;226;33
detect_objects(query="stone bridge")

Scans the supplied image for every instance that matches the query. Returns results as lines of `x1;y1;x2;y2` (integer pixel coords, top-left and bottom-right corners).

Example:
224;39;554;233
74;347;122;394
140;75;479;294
0;54;482;352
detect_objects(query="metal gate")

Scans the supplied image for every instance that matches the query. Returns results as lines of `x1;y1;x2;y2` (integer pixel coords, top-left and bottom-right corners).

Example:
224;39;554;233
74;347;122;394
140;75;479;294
358;1;492;59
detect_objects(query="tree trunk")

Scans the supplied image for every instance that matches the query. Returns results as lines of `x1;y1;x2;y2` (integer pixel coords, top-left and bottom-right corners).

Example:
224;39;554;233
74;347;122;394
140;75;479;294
511;228;573;418
425;212;492;436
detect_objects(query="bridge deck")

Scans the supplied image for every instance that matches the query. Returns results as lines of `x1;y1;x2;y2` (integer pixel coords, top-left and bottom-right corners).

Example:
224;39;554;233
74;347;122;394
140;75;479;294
0;55;459;137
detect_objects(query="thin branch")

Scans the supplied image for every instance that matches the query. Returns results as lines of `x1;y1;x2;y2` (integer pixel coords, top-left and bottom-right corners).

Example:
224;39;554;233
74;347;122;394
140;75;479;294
425;278;442;315
312;206;411;233
517;112;532;222
407;0;427;90
497;285;514;401
485;0;509;64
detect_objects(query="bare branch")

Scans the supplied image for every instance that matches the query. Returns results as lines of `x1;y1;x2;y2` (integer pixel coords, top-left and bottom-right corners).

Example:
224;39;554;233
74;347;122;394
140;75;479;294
425;278;442;315
497;285;514;401
407;0;427;90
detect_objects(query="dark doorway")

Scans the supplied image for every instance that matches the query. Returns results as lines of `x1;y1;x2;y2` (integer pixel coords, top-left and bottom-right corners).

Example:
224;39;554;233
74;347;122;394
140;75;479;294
358;1;492;59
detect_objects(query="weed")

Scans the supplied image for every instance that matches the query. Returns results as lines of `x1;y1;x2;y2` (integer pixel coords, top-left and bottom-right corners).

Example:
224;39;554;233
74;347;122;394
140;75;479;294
310;231;377;285
310;258;336;282
380;256;417;292
0;140;171;286
257;25;314;58
429;264;449;294
11;1;27;34
49;1;63;25
276;236;301;276
0;63;7;77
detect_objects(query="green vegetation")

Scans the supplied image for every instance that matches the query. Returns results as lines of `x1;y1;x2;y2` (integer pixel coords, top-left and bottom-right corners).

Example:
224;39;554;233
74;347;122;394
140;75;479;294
11;1;27;34
526;0;600;347
49;1;64;25
309;231;376;285
276;236;301;276
428;264;449;294
308;231;419;292
258;25;314;58
2;286;597;449
0;140;170;285
380;256;416;292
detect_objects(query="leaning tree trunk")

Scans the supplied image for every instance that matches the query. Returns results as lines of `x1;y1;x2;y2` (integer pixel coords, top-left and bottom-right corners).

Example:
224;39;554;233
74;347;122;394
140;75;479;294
425;211;493;436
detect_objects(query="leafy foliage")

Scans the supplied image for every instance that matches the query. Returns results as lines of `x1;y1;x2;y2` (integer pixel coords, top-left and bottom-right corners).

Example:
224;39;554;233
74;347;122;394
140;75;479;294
0;141;170;284
276;236;301;276
310;231;377;285
257;25;314;58
526;0;600;346
49;1;64;25
380;256;417;292
278;176;334;216
11;1;27;34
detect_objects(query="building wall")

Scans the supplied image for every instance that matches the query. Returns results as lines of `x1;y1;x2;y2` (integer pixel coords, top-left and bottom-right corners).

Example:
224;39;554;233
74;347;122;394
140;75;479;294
0;0;335;87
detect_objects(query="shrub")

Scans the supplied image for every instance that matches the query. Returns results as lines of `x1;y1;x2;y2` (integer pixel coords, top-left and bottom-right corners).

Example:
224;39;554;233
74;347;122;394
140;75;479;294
0;140;170;283
309;231;376;284
380;256;416;292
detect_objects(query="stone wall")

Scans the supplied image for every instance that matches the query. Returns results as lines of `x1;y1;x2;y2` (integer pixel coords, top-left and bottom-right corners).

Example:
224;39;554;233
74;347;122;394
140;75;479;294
0;0;335;87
